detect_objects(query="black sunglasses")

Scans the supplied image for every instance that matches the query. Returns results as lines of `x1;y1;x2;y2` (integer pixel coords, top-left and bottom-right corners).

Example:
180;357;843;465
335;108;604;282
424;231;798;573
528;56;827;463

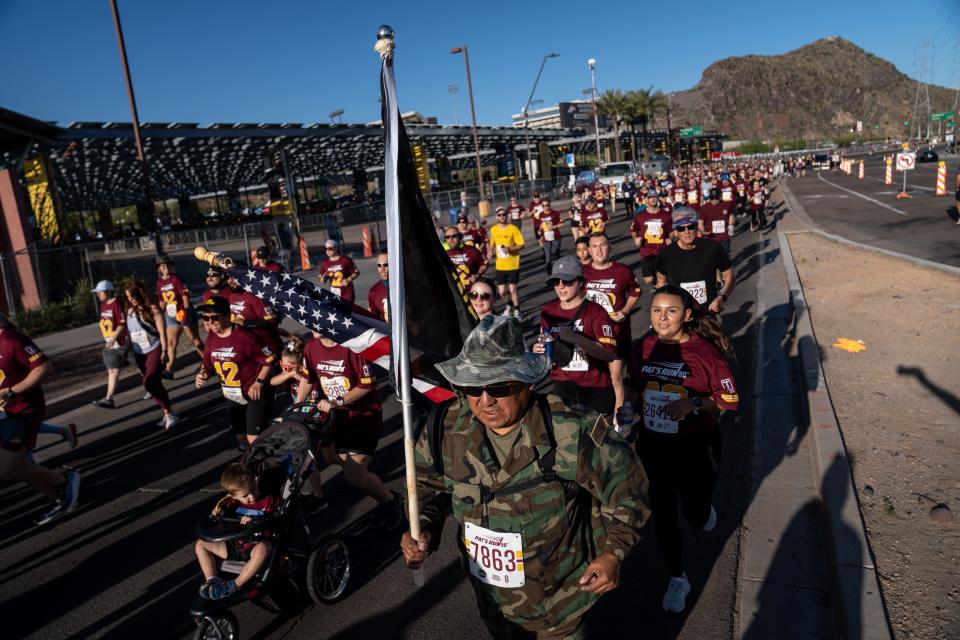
468;291;492;300
550;278;578;287
201;314;223;321
675;225;696;232
458;381;523;398
444;234;461;239
376;262;388;268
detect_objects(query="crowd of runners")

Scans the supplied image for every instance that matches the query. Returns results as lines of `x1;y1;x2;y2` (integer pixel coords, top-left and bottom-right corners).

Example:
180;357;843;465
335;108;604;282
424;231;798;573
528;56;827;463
1;155;787;628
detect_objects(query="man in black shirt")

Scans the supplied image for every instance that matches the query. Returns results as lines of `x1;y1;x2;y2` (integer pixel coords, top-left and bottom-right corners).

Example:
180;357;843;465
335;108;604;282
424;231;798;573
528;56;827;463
656;207;734;313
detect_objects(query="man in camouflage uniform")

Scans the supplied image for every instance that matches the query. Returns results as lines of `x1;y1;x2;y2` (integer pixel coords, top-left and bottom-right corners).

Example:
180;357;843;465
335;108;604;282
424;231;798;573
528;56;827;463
400;315;650;639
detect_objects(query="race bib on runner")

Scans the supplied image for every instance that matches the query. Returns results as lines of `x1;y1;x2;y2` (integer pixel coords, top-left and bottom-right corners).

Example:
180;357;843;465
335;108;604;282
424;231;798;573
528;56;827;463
680;280;707;304
543;229;555;242
330;286;341;297
222;385;248;405
319;376;349;401
722;190;733;202
561;346;589;372
497;245;510;259
643;388;681;434
585;289;615;314
165;303;177;319
130;330;152;351
753;194;763;205
464;521;525;588
711;220;726;234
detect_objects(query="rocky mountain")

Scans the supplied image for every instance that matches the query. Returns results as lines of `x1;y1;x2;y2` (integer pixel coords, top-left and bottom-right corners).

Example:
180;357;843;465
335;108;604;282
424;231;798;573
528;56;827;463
670;37;957;142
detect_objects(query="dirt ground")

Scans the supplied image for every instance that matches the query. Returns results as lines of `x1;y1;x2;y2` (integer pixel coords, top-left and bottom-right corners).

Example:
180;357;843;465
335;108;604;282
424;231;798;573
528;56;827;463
789;231;960;640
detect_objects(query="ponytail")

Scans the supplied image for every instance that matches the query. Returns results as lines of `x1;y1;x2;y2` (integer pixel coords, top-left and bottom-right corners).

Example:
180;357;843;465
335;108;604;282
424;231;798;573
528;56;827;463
686;306;736;363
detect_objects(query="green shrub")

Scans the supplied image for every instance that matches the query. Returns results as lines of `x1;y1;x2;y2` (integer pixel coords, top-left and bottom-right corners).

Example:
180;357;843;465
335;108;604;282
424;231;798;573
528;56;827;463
14;277;99;337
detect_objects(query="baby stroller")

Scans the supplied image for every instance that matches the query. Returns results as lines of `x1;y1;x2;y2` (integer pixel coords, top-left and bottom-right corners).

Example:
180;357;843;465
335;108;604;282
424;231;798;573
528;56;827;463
190;404;351;639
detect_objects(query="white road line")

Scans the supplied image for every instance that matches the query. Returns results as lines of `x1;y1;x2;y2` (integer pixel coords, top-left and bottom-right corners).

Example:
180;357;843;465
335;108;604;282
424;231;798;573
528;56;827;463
816;172;908;215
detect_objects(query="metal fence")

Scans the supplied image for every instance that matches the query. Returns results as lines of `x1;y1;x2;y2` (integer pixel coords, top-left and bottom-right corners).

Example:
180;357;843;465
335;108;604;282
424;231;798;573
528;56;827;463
0;178;572;314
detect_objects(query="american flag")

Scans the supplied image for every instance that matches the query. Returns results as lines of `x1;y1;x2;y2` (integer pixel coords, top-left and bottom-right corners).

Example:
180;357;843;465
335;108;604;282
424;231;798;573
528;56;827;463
230;266;455;403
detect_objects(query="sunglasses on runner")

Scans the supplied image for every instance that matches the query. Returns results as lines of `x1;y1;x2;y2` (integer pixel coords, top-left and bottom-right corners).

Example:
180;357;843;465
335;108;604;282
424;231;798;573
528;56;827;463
201;314;223;321
468;291;492;300
376;262;388;268
206;272;222;278
444;234;461;240
549;278;578;287
458;381;524;398
675;225;696;232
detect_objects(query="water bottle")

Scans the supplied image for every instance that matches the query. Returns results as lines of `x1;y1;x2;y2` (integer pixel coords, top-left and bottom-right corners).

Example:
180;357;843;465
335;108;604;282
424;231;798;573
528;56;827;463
539;332;554;361
615;402;635;440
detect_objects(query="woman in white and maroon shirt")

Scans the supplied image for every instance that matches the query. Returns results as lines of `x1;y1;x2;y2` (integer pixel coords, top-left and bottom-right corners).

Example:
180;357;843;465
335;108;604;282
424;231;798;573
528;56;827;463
624;284;739;614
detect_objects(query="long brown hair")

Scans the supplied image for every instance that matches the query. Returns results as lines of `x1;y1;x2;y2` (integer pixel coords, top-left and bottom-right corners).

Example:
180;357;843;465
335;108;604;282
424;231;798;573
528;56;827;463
123;280;156;325
652;285;736;362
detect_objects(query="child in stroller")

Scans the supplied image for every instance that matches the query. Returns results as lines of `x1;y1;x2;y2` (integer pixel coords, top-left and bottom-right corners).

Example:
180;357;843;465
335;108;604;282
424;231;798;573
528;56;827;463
195;463;279;600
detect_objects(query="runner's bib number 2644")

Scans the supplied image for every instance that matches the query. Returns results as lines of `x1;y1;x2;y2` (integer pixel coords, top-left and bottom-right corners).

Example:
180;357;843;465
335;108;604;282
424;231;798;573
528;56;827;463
464;521;525;588
643;388;681;434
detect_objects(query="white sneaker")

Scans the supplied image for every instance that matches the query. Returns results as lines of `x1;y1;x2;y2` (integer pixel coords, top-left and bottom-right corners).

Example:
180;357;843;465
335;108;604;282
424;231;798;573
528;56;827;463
143;391;153;401
702;505;717;532
163;413;180;430
662;574;691;613
512;307;521;319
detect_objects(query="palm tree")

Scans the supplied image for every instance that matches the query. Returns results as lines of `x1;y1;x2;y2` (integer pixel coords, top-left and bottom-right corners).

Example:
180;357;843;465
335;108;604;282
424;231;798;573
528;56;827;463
595;89;631;162
627;87;668;160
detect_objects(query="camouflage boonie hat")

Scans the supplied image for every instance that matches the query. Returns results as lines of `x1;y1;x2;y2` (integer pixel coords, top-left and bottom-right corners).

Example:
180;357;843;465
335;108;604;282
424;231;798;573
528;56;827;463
435;315;549;387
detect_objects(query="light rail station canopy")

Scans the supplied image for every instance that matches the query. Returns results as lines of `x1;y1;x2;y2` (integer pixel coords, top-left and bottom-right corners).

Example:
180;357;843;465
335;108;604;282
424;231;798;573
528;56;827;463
0;107;598;211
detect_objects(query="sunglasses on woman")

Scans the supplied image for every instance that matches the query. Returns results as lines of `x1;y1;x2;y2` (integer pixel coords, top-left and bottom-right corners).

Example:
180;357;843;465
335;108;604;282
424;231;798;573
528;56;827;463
201;314;223;322
468;291;492;300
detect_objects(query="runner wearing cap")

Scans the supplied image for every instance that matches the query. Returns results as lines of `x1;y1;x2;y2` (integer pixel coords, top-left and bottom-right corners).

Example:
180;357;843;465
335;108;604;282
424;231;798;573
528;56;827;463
91;280;127;409
698;188;736;256
536;195;563;274
195;296;276;448
367;249;389;321
155;255;203;379
656;207;734;313
201;266;227;302
0;312;81;525
533;255;618;415
457;214;479;247
402;314;650;639
488;207;524;319
252;246;284;274
319;239;360;303
630;190;673;286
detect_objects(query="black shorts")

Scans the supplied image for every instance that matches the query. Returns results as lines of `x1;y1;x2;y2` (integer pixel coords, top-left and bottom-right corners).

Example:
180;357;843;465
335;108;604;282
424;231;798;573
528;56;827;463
495;269;519;286
102;347;128;369
552;380;615;415
331;416;382;457
227;387;275;437
640;255;659;279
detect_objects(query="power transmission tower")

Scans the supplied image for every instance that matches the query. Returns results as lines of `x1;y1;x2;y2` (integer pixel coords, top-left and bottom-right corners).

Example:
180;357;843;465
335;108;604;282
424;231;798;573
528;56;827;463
911;42;933;140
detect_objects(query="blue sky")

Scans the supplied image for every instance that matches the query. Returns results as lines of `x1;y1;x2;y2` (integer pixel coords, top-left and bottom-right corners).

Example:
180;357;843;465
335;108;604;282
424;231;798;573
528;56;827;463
1;0;958;127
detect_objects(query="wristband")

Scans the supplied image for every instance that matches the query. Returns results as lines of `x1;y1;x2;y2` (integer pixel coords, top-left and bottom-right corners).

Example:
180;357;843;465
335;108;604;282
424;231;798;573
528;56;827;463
4;388;15;400
255;378;267;384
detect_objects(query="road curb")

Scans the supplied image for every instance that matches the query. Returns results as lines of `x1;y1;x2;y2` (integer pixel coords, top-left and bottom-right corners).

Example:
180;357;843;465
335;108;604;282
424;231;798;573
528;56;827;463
46;351;201;418
776;226;893;640
779;178;960;277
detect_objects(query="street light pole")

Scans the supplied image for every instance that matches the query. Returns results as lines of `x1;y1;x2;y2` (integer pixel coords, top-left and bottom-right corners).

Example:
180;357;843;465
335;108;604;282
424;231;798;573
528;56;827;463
522;52;560;184
588;58;602;166
451;46;486;214
108;0;160;255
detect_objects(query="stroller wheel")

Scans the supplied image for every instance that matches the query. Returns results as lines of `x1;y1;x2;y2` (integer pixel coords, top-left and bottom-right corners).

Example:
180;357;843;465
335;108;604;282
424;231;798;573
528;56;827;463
193;610;239;640
307;536;352;603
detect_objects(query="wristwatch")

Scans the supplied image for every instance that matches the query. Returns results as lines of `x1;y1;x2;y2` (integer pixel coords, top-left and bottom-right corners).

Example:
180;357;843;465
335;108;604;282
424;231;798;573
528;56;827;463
692;397;703;416
255;378;267;384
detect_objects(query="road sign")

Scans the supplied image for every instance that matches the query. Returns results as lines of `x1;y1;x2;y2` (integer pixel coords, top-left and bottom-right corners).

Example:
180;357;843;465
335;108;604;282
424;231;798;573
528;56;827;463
565;153;575;168
679;126;703;137
947;133;955;144
895;152;915;171
930;111;955;122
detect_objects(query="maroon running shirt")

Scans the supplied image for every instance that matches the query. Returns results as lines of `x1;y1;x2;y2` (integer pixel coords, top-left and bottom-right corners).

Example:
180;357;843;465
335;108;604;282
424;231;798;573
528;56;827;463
320;255;359;302
447;244;487;276
537;209;562;241
367;280;389;321
303;339;381;430
228;289;281;351
699;202;733;241
156;274;189;319
628;332;739;436
580;208;609;234
0;329;47;418
540;299;616;388
631;209;673;258
98;298;127;346
202;327;276;401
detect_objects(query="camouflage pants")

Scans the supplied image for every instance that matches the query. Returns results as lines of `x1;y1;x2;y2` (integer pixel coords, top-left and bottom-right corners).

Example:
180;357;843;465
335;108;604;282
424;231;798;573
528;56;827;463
469;574;585;640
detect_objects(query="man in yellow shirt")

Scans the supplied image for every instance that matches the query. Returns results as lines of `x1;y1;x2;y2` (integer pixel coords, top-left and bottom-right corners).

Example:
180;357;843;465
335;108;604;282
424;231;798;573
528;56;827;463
487;206;524;318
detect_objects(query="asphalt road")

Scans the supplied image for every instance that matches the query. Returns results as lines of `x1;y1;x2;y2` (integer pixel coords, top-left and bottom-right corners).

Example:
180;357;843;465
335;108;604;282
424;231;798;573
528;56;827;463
0;204;772;640
785;154;960;267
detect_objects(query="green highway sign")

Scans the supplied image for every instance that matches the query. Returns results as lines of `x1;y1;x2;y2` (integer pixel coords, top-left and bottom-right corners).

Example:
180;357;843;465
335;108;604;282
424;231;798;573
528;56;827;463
930;111;955;122
679;126;703;137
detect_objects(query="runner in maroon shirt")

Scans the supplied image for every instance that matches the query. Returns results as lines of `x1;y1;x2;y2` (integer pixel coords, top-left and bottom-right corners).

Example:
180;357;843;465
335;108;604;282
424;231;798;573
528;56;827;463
297;332;400;524
580;199;609;235
253;246;285;273
469;218;488;255
202;266;228;302
195;296;276;447
507;196;525;225
0;314;80;525
319;239;359;302
226;271;283;354
367;249;389;321
630;191;674;285
622;284;738;614
445;227;489;288
532;256;617;415
92;280;126;409
155;255;203;378
698;188;736;255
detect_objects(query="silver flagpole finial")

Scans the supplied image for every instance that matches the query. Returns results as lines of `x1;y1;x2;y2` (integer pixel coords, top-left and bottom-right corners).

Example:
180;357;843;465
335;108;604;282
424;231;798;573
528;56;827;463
376;25;394;41
374;25;395;59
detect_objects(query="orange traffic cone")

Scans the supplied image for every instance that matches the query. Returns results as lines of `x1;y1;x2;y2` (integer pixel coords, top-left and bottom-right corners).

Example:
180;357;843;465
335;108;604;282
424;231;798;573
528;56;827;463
935;161;947;196
858;160;864;179
884;157;893;185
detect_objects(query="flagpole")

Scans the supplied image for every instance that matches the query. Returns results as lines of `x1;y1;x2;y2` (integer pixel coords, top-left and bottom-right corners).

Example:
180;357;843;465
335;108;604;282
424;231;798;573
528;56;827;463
376;25;424;588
